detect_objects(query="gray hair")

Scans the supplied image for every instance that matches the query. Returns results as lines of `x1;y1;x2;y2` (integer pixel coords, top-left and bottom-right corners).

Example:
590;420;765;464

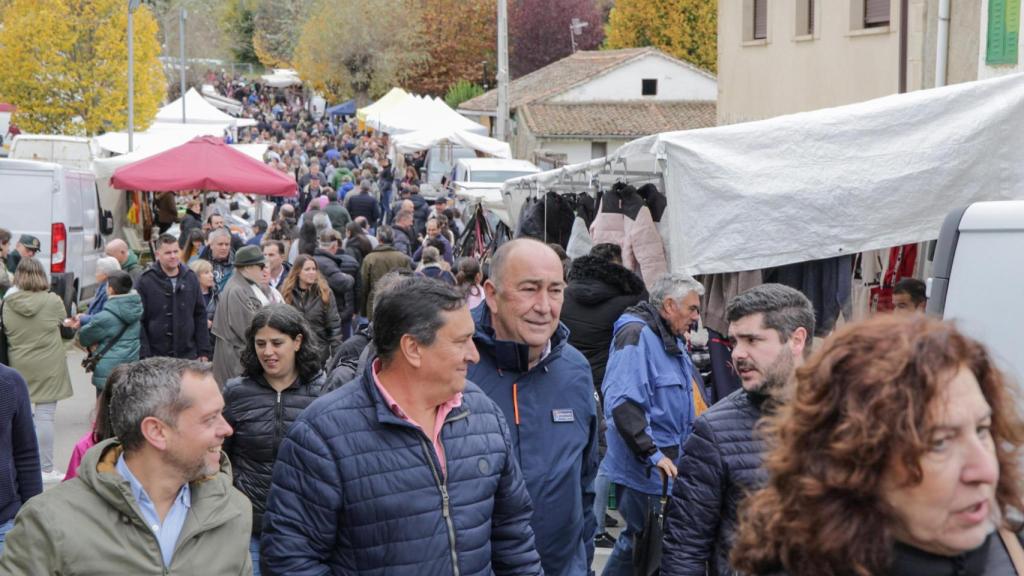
649;273;705;310
376;224;394;245
109;358;213;453
726;283;816;342
312;212;332;234
96;256;121;276
359;178;372;192
208;227;231;242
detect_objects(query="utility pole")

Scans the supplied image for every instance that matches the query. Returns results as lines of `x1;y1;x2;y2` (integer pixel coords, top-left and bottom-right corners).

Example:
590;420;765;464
180;8;187;123
127;0;141;152
496;0;509;141
570;17;589;54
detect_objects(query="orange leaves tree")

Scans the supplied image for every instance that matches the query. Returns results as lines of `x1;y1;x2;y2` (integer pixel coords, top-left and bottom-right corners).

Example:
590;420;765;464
605;0;717;73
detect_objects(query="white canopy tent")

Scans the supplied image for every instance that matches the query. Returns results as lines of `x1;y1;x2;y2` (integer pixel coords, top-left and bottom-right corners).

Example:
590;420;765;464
201;84;244;115
95;121;231;155
503;72;1024;276
357;87;410;123
261;68;302;88
156;88;257;127
363;92;488;135
392;126;511;158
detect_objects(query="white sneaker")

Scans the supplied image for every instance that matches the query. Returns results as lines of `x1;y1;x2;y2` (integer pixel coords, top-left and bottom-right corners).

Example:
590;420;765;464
40;469;65;483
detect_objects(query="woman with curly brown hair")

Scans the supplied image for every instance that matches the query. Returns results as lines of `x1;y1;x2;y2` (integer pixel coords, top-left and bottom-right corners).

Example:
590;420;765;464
731;314;1024;576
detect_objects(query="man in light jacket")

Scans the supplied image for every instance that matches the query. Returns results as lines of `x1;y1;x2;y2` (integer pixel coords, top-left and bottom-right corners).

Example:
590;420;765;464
212;246;268;386
0;358;251;575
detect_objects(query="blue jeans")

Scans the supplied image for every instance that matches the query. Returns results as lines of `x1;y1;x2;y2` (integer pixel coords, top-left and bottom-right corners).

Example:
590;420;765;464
593;472;611;534
0;518;15;557
601;485;660;576
250;536;261;576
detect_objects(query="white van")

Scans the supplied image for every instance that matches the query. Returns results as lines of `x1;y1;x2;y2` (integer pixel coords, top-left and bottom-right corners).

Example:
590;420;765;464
0;159;112;312
9;134;98;170
928;201;1024;381
451;158;541;186
420;145;477;198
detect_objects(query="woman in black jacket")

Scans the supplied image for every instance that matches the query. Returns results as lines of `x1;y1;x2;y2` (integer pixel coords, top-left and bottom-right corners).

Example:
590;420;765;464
280;255;342;359
222;304;333;575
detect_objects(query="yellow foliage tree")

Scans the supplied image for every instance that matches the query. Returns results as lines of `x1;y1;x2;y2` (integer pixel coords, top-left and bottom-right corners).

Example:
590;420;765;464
605;0;717;74
0;0;165;135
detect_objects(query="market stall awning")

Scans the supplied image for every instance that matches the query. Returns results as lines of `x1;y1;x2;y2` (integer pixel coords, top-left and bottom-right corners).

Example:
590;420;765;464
393;127;510;158
357;87;410;123
110;136;295;197
156;88;257;127
326;100;356;117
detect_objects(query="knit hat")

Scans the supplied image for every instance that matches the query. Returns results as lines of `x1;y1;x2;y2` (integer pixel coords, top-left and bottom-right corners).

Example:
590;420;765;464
234;245;265;268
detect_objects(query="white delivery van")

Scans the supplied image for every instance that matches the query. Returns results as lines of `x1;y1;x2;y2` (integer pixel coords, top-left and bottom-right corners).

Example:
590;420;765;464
420;145;477;199
451;158;541;186
928;201;1024;381
0;159;112;312
9;134;98;170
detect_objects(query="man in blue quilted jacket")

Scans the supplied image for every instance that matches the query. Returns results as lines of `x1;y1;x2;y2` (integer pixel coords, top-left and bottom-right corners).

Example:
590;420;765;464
660;284;813;576
469;238;600;576
259;275;543;576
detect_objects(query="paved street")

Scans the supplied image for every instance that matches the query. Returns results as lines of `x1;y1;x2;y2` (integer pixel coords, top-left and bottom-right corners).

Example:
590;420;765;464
47;348;93;486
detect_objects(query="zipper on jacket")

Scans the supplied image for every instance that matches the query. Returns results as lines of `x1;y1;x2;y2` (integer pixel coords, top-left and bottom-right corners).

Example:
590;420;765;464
273;390;283;449
419;431;461;576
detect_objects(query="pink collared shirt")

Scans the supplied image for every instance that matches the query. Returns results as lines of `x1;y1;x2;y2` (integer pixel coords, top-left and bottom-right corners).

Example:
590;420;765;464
372;359;462;476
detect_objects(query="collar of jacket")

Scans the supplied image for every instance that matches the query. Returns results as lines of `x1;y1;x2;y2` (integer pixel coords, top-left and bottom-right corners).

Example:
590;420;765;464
623;301;683;356
77;438;239;531
372;244;399;253
889;534;993;576
143;262;190;283
471;303;569;374
359;360;469;429
256;371;325;393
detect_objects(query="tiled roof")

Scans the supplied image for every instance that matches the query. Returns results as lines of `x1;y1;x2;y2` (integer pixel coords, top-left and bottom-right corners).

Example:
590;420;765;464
459;47;710;113
520;100;717;138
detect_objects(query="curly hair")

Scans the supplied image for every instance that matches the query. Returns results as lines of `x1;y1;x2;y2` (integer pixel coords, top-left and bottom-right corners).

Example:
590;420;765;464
731;315;1024;576
240;304;324;383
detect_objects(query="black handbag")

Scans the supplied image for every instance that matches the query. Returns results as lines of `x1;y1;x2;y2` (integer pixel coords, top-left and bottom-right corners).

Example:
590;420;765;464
81;313;130;373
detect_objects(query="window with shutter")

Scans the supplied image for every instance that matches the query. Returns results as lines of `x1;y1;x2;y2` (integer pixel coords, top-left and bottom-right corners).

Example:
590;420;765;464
864;0;890;27
753;0;768;39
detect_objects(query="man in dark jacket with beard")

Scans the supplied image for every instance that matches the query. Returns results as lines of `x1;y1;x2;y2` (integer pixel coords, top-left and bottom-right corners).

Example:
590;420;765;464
661;284;813;576
313;229;357;338
560;243;647;548
136;234;212;360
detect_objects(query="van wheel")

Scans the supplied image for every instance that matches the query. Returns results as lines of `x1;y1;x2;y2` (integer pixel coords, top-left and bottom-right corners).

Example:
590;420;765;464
66;283;79;316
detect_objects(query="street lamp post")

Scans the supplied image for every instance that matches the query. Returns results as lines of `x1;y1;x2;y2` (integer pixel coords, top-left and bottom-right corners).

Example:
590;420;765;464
127;0;141;152
180;8;187;123
570;18;589;53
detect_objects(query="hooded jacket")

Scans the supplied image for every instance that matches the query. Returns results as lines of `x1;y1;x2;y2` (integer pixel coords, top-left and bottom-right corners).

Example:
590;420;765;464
76;291;143;391
467;305;599;576
661;389;768;576
0;438;252;575
590;183;667;286
600;302;705;496
561;255;648;392
121;250;145;282
1;290;72;404
313;249;356;321
212;271;265;386
222;371;332;536
259;365;543;575
136;263;212;360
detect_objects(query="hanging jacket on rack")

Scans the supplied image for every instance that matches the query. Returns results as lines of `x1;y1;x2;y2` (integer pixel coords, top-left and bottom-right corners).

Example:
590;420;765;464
637;183;667;223
565;216;593;260
590;182;667;287
516;191;576;249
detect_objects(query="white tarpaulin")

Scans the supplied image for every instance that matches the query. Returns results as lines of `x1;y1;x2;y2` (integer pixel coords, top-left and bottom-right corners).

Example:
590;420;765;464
506;72;1024;276
393;127;510;158
261;68;302;88
95;122;230;155
156;88;257;127
365;93;487;135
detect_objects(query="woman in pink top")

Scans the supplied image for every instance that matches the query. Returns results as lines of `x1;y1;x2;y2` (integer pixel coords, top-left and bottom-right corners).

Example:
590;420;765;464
64;365;123;481
455;257;485;311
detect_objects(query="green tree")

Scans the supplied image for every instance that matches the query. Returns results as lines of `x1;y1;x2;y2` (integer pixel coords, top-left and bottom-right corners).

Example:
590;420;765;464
444;80;485;109
0;0;165;135
221;0;260;65
605;0;717;73
252;0;311;68
292;0;428;104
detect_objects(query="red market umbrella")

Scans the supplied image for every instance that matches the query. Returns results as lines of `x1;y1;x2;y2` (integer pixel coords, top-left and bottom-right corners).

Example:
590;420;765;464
110;136;296;197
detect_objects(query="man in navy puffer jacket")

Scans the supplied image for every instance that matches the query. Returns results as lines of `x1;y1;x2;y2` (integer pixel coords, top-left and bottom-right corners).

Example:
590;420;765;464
661;284;813;576
469;239;599;576
0;364;41;555
260;276;542;576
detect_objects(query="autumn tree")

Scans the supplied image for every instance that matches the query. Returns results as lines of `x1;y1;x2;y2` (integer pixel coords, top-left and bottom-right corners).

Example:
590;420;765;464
605;0;718;73
0;0;165;135
252;0;311;68
509;0;604;79
405;0;496;97
293;0;428;104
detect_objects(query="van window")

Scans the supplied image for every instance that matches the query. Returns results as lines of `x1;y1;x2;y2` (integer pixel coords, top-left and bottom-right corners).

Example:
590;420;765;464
469;170;538;183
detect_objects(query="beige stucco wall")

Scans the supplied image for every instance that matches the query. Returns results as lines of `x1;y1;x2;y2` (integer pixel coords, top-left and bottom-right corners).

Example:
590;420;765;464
717;0;903;124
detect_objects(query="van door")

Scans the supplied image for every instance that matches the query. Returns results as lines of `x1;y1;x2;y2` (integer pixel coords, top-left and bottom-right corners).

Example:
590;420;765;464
78;175;102;301
0;167;52;261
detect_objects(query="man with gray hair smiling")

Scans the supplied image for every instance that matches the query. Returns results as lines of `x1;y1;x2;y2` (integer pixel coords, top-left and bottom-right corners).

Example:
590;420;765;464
0;357;252;574
599;273;710;576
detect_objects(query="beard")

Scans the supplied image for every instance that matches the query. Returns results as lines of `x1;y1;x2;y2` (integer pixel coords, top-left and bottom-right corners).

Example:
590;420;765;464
163;444;220;483
739;347;795;397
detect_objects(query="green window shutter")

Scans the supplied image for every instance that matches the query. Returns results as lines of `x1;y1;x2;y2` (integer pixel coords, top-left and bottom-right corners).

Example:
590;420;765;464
987;0;1020;66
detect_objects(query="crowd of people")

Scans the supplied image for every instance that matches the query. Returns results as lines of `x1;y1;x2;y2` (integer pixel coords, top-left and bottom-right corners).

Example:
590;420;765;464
0;83;1020;576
